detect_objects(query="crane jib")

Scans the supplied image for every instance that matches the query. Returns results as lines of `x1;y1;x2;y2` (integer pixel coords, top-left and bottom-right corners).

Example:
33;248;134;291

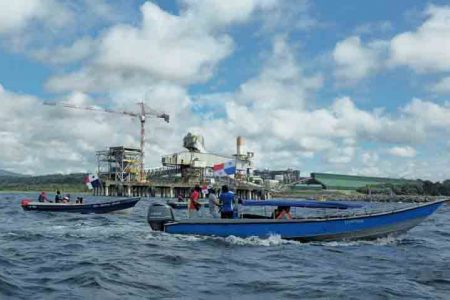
42;100;170;182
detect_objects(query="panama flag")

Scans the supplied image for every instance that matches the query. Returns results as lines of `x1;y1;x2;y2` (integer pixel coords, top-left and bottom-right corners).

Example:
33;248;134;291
84;174;101;190
213;160;236;177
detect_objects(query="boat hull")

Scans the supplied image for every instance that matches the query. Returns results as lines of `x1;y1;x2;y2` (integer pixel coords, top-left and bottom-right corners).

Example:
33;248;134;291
22;198;140;214
161;200;445;241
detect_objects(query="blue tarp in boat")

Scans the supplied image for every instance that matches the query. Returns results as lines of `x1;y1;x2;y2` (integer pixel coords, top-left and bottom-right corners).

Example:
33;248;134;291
241;199;362;209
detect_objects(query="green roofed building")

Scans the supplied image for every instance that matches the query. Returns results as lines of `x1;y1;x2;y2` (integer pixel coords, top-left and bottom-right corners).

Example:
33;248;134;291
310;173;417;190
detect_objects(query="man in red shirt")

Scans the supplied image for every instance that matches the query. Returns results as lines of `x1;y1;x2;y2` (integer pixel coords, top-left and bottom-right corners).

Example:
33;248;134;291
188;185;202;218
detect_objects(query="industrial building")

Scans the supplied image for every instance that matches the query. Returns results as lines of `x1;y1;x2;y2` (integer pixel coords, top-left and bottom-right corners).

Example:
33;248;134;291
310;173;417;190
253;169;300;184
158;134;254;182
93;134;269;199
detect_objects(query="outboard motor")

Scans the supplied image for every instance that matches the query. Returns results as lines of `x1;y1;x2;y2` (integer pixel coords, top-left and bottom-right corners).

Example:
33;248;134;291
147;203;175;231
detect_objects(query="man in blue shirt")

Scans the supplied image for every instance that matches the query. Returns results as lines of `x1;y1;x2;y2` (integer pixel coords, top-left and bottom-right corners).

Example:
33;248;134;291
219;185;234;219
55;190;63;203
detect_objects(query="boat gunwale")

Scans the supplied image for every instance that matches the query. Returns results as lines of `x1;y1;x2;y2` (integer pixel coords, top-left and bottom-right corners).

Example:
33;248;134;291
165;198;447;226
23;197;141;208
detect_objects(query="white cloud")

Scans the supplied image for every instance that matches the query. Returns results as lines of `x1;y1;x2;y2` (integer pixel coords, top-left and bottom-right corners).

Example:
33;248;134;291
429;76;450;94
0;0;138;57
332;5;450;83
0;0;71;34
237;36;323;110
32;37;94;64
0;0;46;33
191;38;438;172
333;36;387;84
46;1;278;93
183;0;278;28
402;98;450;128
387;146;417;158
257;0;318;32
389;5;450;73
325;146;356;164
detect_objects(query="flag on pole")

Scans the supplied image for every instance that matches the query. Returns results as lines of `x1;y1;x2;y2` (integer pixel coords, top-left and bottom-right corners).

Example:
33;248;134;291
84;174;101;190
213;160;236;177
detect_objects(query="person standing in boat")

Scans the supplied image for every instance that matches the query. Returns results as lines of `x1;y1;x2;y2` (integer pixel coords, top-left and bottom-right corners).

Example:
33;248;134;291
55;190;63;203
219;185;234;219
207;187;220;218
188;185;201;218
177;193;184;202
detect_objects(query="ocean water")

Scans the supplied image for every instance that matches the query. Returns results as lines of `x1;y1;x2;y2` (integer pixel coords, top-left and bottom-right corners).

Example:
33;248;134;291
1;193;449;299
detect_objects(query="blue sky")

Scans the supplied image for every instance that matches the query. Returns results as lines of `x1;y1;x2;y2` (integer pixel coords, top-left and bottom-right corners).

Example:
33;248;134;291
1;0;450;180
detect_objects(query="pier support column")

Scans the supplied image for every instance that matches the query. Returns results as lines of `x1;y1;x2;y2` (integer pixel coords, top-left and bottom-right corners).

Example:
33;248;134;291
105;186;109;196
127;186;131;197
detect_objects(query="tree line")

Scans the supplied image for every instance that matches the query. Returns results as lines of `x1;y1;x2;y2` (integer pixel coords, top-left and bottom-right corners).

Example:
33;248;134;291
0;173;88;192
357;180;450;196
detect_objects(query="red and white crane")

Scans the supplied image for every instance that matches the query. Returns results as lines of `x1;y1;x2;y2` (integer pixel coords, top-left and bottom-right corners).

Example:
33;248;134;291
43;101;170;182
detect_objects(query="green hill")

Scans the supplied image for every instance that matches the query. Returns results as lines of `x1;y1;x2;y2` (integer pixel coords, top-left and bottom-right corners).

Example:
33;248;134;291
0;169;24;177
0;173;89;192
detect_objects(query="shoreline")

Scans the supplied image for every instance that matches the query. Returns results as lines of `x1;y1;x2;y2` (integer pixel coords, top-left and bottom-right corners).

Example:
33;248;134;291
272;192;449;203
0;190;91;195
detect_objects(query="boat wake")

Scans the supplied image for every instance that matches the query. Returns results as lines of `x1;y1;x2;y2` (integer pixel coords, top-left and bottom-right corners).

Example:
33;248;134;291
219;235;300;247
145;232;301;246
145;231;403;247
315;236;401;247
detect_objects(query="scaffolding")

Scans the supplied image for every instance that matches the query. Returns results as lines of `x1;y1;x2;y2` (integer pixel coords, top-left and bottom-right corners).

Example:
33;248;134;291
97;146;141;183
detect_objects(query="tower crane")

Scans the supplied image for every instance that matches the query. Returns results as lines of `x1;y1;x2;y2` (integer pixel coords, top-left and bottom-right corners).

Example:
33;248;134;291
43;101;170;182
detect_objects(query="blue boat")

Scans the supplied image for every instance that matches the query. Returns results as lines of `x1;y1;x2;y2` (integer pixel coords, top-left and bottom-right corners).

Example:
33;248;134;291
21;197;140;214
147;199;446;241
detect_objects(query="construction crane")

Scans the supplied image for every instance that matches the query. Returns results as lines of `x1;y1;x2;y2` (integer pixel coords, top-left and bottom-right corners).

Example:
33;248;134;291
43;101;170;182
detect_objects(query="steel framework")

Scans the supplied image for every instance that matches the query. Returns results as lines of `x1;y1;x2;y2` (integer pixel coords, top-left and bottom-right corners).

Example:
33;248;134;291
97;147;141;183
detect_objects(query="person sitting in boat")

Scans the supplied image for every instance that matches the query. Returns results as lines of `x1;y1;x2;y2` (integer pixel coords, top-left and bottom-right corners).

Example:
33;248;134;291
188;185;201;218
55;190;63;203
38;192;49;202
63;195;70;203
275;206;293;220
219;185;234;219
177;193;184;202
76;197;84;204
207;187;220;218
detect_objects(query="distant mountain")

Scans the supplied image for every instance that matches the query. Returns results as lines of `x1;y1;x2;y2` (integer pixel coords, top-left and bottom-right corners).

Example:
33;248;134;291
0;169;23;177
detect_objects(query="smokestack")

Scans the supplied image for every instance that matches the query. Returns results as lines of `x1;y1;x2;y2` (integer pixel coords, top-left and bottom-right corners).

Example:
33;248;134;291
237;136;244;156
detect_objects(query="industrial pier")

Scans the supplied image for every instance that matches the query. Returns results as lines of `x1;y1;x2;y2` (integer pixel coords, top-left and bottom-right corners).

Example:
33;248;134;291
93;134;273;200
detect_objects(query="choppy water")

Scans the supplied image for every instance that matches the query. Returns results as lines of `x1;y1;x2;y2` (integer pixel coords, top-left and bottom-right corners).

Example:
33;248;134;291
1;193;449;299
